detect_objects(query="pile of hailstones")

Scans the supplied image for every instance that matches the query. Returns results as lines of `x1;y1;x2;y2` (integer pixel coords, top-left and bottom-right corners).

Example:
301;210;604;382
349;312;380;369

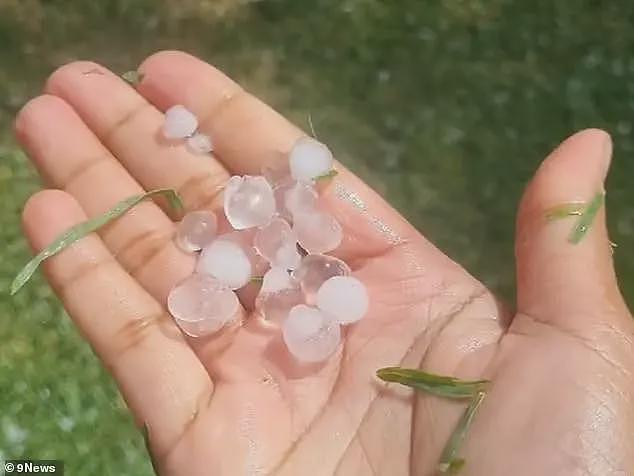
163;105;369;363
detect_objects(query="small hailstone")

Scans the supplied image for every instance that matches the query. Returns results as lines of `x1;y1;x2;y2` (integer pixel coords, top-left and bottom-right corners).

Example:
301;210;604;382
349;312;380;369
293;209;343;254
224;175;276;230
262;161;292;187
167;274;239;337
285;181;318;218
289;137;334;182
254;218;301;269
197;238;253;289
317;276;369;324
256;287;304;324
292;254;351;302
186;132;213;154
175;210;218;253
260;267;294;294
163;105;198;139
282;304;341;362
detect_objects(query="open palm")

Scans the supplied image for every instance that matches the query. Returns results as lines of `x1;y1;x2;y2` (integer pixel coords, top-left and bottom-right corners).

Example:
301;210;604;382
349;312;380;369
15;51;633;476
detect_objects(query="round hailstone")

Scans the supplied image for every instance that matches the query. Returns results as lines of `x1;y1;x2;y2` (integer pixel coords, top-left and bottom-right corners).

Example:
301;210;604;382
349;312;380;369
262;161;292;187
285;181;318;218
260;267;294;294
293;210;343;254
224;175;276;230
197;239;253;289
175;210;218;253
282;304;341;362
167;274;239;337
289;137;334;182
316;276;369;324
186;132;213;154
292;254;351;302
254;218;301;269
163;105;199;139
256;287;304;325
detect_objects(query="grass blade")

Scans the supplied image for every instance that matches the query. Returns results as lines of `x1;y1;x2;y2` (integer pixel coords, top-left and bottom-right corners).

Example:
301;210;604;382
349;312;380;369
376;367;489;399
568;192;605;244
122;70;144;86
11;188;183;295
544;202;585;221
438;391;486;474
315;169;338;182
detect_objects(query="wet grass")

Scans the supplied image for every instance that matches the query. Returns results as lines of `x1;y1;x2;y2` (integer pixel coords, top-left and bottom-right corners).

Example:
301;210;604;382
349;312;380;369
2;1;634;473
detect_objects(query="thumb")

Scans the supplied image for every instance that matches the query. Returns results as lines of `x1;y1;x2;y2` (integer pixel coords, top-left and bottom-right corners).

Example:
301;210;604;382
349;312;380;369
514;128;628;332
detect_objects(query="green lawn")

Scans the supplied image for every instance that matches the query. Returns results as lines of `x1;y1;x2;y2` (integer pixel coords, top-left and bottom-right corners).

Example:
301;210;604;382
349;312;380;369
2;1;634;474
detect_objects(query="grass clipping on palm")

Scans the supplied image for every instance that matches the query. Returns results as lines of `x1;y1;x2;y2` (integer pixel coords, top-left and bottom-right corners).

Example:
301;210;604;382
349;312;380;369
376;367;489;474
11;188;183;295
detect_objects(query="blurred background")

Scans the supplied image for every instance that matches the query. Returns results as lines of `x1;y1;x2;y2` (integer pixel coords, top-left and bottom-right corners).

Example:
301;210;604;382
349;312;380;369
1;0;633;473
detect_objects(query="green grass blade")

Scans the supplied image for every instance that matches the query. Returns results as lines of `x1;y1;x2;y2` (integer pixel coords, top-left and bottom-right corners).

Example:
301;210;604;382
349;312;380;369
544;202;585;221
376;367;489;399
11;188;183;295
438;391;486;474
568;192;605;244
315;169;338;181
122;70;144;86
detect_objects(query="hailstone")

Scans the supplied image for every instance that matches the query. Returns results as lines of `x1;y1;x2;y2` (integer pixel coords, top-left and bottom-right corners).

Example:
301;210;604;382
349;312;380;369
292;254;351;303
293;209;343;254
316;276;369;324
163;105;198;139
289;137;334;182
254;217;301;270
167;274;239;337
175;210;218;253
197;238;252;289
224;175;276;230
282;304;341;362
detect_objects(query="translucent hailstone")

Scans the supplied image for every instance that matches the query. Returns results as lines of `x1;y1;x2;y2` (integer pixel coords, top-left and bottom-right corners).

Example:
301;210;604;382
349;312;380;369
292;254;351;303
262;161;291;187
175;210;218;253
186;132;213;154
317;276;369;324
167;274;239;337
293;209;343;254
254;218;301;270
289;137;334;182
260;267;294;294
256;287;304;325
224;175;276;230
282;305;341;362
163;105;199;139
285;181;318;218
197;238;253;289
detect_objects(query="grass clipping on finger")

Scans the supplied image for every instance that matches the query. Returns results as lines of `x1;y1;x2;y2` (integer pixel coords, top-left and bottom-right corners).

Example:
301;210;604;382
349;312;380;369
377;367;489;474
10;188;183;295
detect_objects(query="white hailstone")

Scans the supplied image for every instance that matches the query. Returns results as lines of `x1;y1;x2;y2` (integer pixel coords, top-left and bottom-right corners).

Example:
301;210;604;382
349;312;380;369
197;238;253;289
224;175;276;230
293;209;343;254
175;210;218;253
282;304;341;363
260;267;294;294
284;181;318;218
289;137;334;182
254;218;301;270
292;254;351;302
163;105;199;139
317;276;369;325
186;132;213;154
167;274;239;337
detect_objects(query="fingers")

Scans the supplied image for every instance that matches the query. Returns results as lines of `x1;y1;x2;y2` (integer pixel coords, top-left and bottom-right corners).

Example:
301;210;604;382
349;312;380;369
44;61;229;213
22;189;212;455
137;51;426;262
514;129;629;331
15;94;194;303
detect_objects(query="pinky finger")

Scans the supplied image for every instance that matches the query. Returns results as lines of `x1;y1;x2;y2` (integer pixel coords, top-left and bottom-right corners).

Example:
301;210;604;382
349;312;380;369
21;189;212;458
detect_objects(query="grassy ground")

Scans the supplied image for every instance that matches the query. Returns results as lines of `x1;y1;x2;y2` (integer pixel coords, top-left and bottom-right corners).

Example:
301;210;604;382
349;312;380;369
1;1;634;474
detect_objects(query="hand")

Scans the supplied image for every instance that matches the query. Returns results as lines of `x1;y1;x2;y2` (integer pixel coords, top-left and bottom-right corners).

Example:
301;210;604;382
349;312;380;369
15;51;633;476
